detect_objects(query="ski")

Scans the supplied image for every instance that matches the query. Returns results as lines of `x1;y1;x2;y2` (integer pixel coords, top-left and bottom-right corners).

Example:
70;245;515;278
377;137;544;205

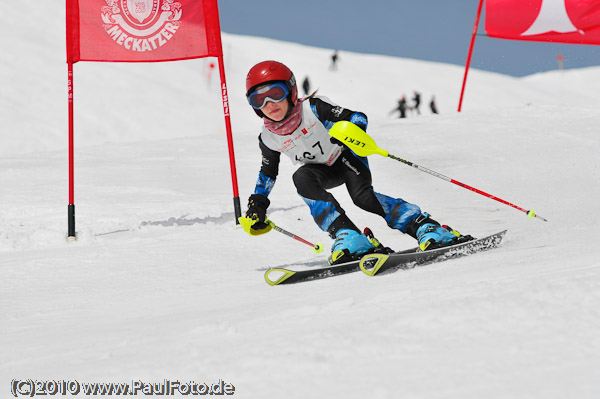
264;258;363;286
264;230;507;285
360;230;507;276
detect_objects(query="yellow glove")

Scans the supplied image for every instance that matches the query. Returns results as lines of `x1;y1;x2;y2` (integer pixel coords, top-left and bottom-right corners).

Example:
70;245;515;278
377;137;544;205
238;216;273;236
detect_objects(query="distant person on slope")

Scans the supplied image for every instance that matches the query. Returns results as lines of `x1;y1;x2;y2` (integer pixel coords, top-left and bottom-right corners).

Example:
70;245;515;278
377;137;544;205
302;76;311;96
239;60;465;264
330;50;339;71
412;90;421;115
390;95;408;118
430;96;439;114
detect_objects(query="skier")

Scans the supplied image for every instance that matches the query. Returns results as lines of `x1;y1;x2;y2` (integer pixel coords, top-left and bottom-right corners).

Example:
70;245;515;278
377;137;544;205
239;60;464;264
430;96;439;114
302;76;311;96
390;95;408;118
412;90;421;115
330;50;339;71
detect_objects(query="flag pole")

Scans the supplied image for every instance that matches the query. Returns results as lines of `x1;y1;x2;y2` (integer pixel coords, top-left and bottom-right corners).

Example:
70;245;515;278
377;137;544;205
210;1;242;223
216;57;242;223
67;62;76;241
458;0;484;112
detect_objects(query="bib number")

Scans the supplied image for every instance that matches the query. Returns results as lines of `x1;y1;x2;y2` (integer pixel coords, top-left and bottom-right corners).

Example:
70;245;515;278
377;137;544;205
295;141;325;162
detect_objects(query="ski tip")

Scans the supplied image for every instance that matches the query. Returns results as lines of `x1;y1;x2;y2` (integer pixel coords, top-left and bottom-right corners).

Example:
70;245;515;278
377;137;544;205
359;253;390;276
264;268;296;286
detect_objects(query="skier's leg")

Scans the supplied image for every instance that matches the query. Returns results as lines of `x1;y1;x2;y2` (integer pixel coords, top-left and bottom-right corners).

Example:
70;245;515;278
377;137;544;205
339;152;420;230
292;163;359;236
372;192;422;231
376;193;463;250
337;152;386;217
339;151;461;249
293;163;374;263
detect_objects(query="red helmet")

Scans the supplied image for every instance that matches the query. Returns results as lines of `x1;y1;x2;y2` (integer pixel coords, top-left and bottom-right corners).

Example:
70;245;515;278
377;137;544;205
246;60;298;117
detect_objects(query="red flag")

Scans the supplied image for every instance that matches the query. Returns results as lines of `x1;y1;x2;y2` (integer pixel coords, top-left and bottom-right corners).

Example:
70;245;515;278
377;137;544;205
485;0;600;44
66;0;222;63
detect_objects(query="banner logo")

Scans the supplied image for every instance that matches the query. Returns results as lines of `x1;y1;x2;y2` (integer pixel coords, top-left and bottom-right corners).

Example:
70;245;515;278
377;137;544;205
221;83;230;116
101;0;182;52
521;0;579;37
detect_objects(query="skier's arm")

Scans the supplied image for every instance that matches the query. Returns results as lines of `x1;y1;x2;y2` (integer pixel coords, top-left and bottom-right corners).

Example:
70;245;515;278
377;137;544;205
309;97;368;132
254;136;280;197
241;136;281;235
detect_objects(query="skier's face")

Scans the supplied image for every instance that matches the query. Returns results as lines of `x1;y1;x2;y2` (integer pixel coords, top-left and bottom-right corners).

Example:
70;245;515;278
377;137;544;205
260;93;289;121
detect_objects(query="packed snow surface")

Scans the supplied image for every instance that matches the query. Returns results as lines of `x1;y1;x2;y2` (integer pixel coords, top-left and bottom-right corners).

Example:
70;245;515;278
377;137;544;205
1;2;599;398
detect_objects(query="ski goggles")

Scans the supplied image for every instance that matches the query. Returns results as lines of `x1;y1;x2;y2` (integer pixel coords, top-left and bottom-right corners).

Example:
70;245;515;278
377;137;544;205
247;82;289;110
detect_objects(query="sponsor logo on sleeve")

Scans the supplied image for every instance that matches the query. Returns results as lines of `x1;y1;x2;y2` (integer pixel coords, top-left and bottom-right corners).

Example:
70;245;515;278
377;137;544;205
332;106;343;117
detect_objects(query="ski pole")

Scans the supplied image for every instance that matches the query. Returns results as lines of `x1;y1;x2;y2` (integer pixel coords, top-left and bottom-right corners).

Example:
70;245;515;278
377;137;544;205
239;216;324;253
329;121;548;222
269;221;324;253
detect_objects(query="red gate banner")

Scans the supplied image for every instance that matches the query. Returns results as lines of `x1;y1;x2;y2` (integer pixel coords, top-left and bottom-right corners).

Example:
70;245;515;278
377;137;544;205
485;0;600;44
64;0;242;240
67;0;222;62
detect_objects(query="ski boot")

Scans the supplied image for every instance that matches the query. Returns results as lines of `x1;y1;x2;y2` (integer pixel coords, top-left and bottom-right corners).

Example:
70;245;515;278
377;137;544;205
363;227;394;254
406;212;471;252
416;223;462;251
328;228;375;265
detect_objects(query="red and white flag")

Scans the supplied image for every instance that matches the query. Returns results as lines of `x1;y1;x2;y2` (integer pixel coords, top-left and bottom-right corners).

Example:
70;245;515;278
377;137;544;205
67;0;222;62
485;0;600;44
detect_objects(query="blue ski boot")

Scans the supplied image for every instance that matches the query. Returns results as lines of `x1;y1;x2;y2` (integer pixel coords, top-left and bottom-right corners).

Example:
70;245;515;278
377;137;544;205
416;223;461;251
405;212;464;251
328;228;375;265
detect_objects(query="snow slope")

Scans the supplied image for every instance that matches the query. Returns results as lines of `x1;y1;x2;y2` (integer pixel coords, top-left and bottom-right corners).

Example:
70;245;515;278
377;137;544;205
1;2;600;398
